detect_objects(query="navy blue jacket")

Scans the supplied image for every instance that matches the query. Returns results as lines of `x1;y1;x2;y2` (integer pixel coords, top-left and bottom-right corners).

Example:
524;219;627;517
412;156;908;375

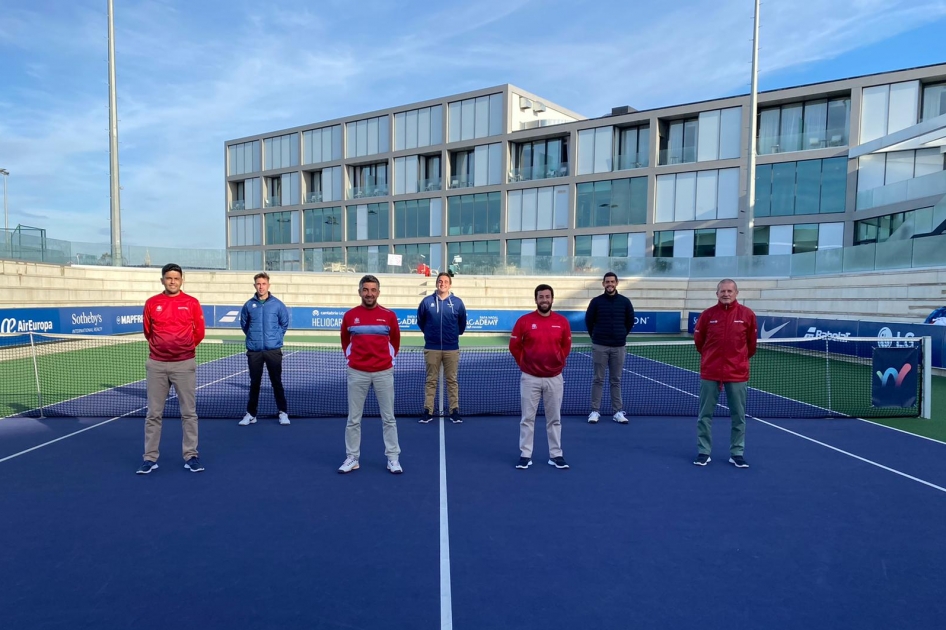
241;294;290;351
585;292;635;347
417;292;467;351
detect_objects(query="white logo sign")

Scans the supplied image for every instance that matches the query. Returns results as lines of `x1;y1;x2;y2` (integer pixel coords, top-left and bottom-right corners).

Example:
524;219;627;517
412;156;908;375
218;310;240;323
0;317;54;334
803;326;851;341
877;326;915;348
311;309;320;317
116;314;144;325
760;321;790;340
0;318;16;334
71;312;103;326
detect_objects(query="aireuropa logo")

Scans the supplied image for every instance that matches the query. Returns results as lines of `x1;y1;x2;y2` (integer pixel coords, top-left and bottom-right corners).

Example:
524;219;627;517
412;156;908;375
803;326;851;341
877;326;916;349
0;317;54;333
876;363;912;387
218;310;240;323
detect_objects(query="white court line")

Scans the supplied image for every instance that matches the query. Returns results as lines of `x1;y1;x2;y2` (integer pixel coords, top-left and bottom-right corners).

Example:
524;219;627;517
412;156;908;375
439;416;454;630
0;369;250;465
854;417;946;446
594;356;946;495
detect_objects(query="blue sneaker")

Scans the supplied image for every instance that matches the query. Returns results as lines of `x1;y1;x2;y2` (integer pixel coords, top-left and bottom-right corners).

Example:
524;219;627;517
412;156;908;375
184;457;205;473
136;460;158;475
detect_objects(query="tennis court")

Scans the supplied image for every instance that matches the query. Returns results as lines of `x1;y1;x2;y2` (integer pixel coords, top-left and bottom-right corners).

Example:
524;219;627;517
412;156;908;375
0;333;943;629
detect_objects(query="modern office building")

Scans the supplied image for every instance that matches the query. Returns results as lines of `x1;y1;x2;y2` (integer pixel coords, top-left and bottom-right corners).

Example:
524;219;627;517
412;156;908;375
224;63;946;273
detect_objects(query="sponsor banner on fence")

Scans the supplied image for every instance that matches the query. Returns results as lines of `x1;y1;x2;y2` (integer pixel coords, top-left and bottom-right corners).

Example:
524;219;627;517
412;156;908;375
687;311;701;335
757;316;796;340
857;320;946;368
872;346;919;408
0;306;147;338
212;306;243;329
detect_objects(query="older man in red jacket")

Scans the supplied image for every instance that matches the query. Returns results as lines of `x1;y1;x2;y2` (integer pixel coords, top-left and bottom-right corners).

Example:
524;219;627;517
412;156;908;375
692;279;757;469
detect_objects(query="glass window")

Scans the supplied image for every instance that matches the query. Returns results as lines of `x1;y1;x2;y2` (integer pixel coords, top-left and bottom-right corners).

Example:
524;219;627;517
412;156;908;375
753;226;769;256
507;190;522;232
820;158;846;213
716;228;737;257
489;94;504;137
779;104;803;153
609;179;629;226
265;211;297;245
695;171;718;220
682;119;698;163
758;109;781;155
576;182;593;228
717;168;739;220
575;235;592;257
794;160;821;215
771;162;796;216
719;107;741;159
431;105;444;145
861;85;889;143
826;99;850;147
803;100;827;150
922;82;946;121
655;175;675;223
697;110;720;162
594;180;611;227
474;96;489;138
653;231;674;257
887;81;919;134
694;229;716;257
754;165;772;218
674;172;696;221
792;223;819;254
448;101;461;143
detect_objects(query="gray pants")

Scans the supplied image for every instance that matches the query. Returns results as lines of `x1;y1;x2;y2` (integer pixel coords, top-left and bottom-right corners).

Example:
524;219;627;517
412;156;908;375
144;357;198;462
346;367;400;461
519;372;564;459
697;379;748;456
591;344;626;413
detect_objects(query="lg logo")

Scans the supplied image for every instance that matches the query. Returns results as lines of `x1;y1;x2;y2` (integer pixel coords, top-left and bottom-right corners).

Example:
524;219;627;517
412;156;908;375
0;318;16;334
878;326;915;348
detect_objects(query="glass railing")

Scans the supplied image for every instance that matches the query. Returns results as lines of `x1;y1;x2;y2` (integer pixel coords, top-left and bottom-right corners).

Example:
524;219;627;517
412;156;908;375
450;176;474;189
856;169;946;211
418;178;442;192
614;153;649;171
229;200;246;211
305;191;323;203
509;163;570;182
658;148;696;166
264;197;282;208
756;131;847;155
347;184;389;200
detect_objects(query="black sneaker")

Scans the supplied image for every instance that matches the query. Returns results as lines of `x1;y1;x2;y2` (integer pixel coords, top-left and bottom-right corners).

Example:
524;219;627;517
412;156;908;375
136;460;158;475
729;455;749;469
184;457;205;473
693;454;711;466
548;456;570;469
419;409;433;424
450;409;463;424
515;457;532;469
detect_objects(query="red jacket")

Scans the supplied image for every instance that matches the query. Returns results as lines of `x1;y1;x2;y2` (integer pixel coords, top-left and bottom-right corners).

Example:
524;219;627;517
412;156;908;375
143;291;206;362
341;304;401;372
509;311;572;378
693;300;757;382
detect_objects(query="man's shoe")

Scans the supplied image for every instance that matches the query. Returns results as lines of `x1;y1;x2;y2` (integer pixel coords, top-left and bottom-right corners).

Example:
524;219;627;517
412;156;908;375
515;457;532;469
548;456;570;469
613;411;629;424
136;460;158;475
450;409;463;424
338;457;359;473
729;455;750;469
693;454;711;466
278;411;290;426
419;409;433;424
387;459;403;474
587;411;600;424
239;413;256;426
184;457;205;472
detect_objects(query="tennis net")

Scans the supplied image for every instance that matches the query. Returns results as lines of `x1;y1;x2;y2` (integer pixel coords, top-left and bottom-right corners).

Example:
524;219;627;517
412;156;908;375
0;333;929;420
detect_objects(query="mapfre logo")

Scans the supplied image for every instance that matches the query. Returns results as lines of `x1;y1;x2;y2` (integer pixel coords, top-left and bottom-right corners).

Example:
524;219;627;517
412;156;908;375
0;317;54;333
116;314;144;325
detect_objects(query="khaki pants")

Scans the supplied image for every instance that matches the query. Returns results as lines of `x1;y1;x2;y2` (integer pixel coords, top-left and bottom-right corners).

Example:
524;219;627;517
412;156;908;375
424;349;460;413
697;379;747;456
346;367;400;461
591;344;626;413
144;358;198;462
519;372;564;459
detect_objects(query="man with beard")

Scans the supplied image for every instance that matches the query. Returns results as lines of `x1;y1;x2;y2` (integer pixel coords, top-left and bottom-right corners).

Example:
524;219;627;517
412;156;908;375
509;284;572;470
584;272;635;424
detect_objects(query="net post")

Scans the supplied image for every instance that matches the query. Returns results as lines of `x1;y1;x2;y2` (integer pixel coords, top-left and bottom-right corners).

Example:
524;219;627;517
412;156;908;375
824;337;832;412
922;335;932;419
29;332;44;418
438;363;445;417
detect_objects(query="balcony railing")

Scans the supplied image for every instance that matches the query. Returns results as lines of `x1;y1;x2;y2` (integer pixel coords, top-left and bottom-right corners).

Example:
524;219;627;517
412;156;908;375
418;178;442;192
306;191;323;203
450;176;474;189
229;200;245;211
509;162;569;182
757;131;848;155
658;147;696;166
614;152;649;171
347;184;389;200
265;198;282;208
856;169;946;211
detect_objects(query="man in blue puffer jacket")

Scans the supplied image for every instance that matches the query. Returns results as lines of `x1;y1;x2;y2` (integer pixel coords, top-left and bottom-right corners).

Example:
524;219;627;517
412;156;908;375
417;272;467;424
239;272;291;426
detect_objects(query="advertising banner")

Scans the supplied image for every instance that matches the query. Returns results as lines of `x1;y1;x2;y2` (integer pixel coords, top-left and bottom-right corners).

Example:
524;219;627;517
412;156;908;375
872;347;919;408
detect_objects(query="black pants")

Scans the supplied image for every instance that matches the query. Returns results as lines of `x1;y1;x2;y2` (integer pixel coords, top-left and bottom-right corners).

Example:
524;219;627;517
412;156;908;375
246;349;288;416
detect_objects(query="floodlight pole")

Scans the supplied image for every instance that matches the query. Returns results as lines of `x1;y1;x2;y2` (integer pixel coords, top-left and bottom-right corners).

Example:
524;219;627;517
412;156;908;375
0;168;8;233
107;0;123;266
743;0;761;256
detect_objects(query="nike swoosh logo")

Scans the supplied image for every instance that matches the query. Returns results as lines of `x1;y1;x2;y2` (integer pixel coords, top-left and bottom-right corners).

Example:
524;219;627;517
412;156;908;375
760;321;790;339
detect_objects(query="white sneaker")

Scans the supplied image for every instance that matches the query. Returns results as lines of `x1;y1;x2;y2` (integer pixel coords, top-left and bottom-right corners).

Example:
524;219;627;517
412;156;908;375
338;457;359;474
278;411;290;425
613;411;628;424
587;411;600;424
239;413;256;426
387;459;403;474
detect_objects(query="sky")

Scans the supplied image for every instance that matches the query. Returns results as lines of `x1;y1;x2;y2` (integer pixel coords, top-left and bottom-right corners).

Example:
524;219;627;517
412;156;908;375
0;0;944;250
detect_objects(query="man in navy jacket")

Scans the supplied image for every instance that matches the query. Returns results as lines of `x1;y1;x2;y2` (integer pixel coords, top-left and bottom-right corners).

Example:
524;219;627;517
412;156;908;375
584;271;635;424
417;272;467;423
239;272;291;426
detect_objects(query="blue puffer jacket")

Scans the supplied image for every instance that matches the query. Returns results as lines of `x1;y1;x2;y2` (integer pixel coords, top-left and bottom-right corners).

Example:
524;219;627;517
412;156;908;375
417;292;467;351
241;294;290;351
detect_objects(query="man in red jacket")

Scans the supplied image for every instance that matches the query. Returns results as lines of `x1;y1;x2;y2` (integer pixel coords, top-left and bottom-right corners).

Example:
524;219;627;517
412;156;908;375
692;279;757;469
509;284;572;470
338;275;403;475
137;263;206;475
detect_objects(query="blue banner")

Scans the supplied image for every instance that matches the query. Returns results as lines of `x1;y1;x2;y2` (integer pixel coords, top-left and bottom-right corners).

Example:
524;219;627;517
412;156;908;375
757;316;796;340
856;320;946;368
687;311;701;335
872;347;919;408
0;306;146;337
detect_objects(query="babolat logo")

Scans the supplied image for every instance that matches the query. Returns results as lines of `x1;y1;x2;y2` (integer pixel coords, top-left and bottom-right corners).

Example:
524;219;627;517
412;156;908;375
803;326;851;341
218;310;240;323
116;314;144;325
71;312;103;326
0;317;54;333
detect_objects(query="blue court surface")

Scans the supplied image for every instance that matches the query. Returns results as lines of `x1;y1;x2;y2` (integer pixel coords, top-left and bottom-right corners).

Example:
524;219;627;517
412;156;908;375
1;408;945;630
